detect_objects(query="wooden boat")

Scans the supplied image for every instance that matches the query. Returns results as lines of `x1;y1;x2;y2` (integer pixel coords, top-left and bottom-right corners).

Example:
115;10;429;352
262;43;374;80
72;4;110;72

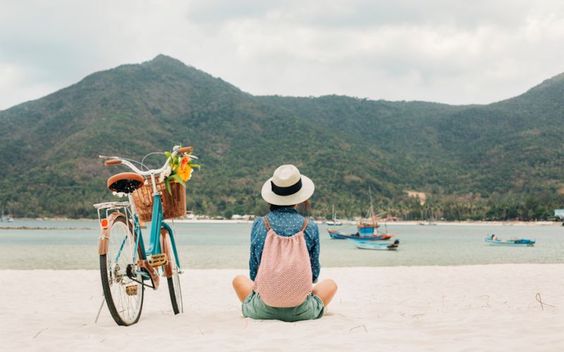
326;220;342;226
326;205;343;226
328;231;348;240
352;239;400;250
484;235;535;247
356;187;381;235
0;205;14;222
328;188;394;241
328;229;392;240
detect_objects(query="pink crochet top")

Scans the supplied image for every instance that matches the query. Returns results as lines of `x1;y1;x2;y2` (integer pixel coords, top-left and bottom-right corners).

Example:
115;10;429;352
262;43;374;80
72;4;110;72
253;216;313;308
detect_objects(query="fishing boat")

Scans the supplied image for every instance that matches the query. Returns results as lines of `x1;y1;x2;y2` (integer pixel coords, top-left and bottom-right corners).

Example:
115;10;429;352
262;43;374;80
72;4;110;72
484;234;535;247
352;239;400;251
328;231;348;240
327;187;394;241
357;186;383;235
0;205;14;222
326;205;343;226
328;229;392;240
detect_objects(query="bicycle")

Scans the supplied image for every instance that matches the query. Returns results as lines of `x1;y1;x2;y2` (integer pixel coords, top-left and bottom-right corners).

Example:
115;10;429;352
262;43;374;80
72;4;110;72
94;145;193;326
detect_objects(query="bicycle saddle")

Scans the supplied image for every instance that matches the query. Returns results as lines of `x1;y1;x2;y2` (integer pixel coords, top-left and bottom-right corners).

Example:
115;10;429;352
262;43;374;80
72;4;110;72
107;172;145;193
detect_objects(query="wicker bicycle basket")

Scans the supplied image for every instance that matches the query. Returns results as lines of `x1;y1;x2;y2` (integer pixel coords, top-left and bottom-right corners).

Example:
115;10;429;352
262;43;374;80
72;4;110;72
131;181;186;222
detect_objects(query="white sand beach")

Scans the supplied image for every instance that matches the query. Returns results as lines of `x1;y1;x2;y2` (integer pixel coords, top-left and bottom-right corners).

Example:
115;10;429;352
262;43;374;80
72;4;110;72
2;265;564;351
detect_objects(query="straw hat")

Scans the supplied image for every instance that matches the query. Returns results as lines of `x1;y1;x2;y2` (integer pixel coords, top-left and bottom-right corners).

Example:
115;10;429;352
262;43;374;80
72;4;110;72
261;165;315;206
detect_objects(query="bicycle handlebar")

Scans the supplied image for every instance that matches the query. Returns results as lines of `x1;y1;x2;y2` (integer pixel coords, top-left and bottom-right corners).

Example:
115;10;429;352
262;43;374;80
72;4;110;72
99;145;192;177
104;159;122;166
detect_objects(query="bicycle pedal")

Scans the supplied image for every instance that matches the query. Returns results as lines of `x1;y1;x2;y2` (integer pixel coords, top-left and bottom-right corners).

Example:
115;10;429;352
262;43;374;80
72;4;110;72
148;253;168;267
125;284;138;296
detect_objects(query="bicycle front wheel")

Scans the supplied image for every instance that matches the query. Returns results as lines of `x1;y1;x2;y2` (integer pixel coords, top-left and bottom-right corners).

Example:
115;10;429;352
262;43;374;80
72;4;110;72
100;216;144;326
161;229;183;314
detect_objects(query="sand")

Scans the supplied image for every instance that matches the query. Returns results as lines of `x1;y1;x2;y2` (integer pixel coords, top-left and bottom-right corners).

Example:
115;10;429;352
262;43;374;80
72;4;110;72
1;265;563;351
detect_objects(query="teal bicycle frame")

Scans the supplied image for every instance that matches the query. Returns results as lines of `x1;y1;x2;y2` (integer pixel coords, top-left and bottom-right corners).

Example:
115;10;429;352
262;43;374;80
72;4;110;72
112;181;182;284
135;193;180;264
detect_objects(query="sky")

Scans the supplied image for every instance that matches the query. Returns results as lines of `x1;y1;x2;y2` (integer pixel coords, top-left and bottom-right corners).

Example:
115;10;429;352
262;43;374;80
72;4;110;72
2;0;564;110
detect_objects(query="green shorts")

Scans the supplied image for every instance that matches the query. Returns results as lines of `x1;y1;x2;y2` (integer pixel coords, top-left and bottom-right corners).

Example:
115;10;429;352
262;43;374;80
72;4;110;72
242;291;324;322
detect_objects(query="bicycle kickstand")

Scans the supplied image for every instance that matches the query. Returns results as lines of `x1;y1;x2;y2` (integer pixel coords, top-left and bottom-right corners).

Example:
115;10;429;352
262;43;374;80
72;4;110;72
94;295;105;324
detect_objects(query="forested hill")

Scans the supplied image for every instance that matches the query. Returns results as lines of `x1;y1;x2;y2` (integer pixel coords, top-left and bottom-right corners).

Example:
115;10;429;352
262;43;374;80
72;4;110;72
0;55;562;220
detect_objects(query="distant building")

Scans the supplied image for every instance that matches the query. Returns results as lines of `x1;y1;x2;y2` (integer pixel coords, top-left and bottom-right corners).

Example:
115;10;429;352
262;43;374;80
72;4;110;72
555;209;564;219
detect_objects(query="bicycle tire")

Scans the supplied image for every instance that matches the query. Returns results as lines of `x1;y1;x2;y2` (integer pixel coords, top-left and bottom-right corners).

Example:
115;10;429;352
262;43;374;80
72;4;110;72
161;229;183;314
100;216;144;326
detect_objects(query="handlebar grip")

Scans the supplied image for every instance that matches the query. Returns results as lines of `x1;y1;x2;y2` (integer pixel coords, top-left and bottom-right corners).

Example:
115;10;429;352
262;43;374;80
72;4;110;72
104;159;122;166
178;146;192;154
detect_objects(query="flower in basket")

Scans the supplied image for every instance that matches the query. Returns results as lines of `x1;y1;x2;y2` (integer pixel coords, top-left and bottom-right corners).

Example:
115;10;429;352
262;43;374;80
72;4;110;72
161;147;200;194
178;156;192;182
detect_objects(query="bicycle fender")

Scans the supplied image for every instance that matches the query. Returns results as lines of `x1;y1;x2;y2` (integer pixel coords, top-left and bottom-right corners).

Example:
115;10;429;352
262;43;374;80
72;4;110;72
98;212;128;255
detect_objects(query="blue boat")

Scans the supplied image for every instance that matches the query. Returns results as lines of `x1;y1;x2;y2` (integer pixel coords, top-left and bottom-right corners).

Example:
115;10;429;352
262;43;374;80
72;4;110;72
328;229;392;241
351;239;400;251
328;231;349;240
329;187;394;241
484;234;535;247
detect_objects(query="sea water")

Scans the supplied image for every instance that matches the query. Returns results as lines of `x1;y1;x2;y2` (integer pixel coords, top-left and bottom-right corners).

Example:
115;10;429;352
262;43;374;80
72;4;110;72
0;220;562;270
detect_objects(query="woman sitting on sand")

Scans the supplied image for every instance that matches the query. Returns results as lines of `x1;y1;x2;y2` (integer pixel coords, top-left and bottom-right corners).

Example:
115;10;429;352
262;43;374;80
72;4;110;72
232;165;337;322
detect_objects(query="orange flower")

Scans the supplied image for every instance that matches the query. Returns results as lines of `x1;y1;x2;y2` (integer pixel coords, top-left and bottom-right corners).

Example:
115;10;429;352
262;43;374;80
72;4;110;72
177;163;192;182
181;155;190;166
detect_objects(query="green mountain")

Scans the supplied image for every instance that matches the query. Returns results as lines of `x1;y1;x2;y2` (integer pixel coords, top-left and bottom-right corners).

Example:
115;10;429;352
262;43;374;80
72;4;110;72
0;55;562;220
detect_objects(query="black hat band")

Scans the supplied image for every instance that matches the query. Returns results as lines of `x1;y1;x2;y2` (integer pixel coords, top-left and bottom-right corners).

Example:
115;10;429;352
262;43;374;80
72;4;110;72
271;179;302;196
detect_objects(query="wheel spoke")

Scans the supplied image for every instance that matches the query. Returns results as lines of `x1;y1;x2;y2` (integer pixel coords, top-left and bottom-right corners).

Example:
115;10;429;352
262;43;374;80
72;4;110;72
100;218;144;325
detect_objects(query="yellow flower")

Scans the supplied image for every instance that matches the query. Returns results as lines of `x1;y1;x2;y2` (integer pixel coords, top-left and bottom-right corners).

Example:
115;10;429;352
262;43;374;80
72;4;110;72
177;163;192;182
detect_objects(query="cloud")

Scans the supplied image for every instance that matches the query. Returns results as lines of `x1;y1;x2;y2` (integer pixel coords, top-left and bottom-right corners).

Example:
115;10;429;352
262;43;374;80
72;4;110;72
1;0;564;109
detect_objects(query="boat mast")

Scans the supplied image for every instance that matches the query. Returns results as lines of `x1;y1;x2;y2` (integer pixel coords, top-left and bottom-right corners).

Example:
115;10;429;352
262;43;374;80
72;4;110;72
369;186;376;225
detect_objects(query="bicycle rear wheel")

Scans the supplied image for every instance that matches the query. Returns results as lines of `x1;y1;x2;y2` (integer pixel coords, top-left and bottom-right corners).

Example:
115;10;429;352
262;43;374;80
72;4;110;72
161;229;183;314
100;216;144;325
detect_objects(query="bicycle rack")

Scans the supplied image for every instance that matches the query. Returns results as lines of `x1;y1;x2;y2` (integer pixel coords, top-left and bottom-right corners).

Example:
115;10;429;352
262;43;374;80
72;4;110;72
93;201;131;226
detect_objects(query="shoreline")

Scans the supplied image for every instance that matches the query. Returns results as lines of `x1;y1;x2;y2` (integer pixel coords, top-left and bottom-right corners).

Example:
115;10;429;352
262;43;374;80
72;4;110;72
168;219;562;226
3;218;561;226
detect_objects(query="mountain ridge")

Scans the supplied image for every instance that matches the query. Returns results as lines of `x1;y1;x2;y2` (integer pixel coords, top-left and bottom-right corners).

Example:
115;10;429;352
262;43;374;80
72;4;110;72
0;55;562;219
5;54;564;113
